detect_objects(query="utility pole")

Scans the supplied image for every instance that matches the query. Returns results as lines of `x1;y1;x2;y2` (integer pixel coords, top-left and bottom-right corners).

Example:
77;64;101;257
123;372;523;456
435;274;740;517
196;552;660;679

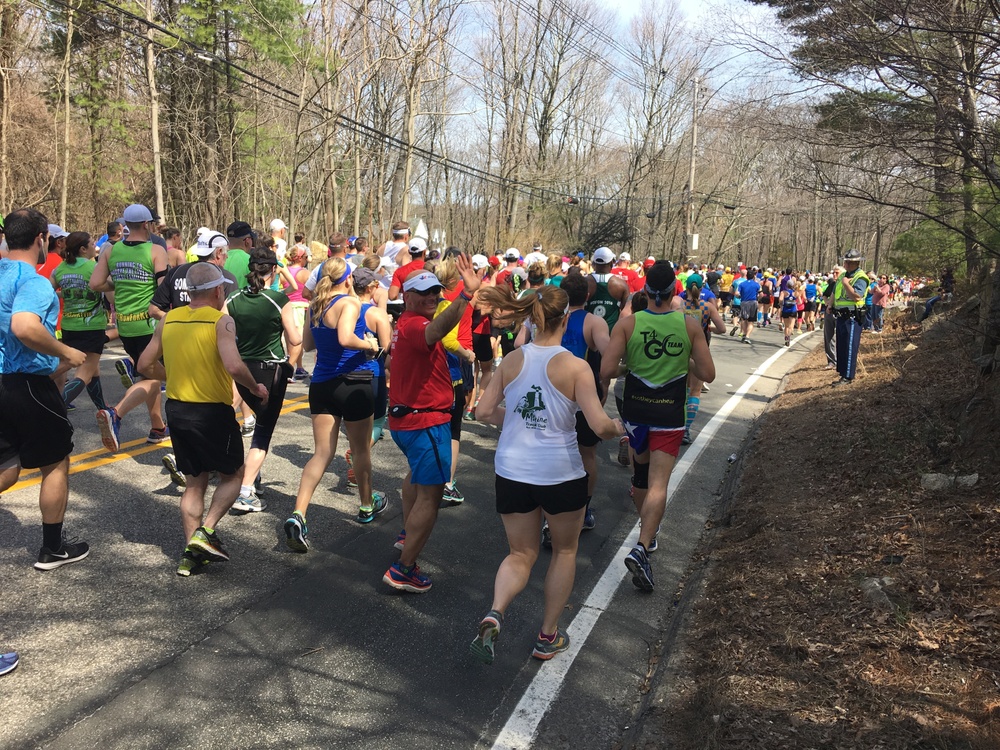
686;78;699;254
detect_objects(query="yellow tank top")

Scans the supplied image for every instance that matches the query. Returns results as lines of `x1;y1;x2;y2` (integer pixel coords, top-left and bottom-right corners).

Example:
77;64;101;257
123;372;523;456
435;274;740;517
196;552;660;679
162;305;233;403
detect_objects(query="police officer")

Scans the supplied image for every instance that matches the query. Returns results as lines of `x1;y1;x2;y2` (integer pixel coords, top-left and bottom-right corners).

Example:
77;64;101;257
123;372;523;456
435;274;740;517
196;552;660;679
831;249;869;386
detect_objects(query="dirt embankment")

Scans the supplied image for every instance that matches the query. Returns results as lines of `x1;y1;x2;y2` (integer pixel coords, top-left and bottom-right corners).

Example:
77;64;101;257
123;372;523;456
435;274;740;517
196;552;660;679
640;301;1000;749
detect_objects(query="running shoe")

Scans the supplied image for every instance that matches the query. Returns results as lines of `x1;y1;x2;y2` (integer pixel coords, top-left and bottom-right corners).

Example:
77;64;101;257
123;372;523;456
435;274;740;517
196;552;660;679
624;545;654;591
441;482;465;506
469;610;503;665
582;508;596;531
357;491;388;523
701;383;709;392
284;512;310;552
393;529;406;550
784;335;790;347
0;651;19;676
115;357;137;389
729;324;739;337
146;426;170;444
162;453;186;487
681;429;692;446
34;537;90;571
290;367;309;382
531;629;570;661
617;435;630;466
541;521;552;550
188;527;230;562
463;409;475;422
743;337;752;345
96;406;122;453
176;549;210;577
241;416;256;436
65;402;76;412
383;561;432;593
232;488;266;513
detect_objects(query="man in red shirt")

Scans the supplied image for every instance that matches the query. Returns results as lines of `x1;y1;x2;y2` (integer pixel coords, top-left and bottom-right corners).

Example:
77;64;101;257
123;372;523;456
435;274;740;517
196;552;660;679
387;237;427;301
493;248;520;287
611;252;643;293
384;256;481;593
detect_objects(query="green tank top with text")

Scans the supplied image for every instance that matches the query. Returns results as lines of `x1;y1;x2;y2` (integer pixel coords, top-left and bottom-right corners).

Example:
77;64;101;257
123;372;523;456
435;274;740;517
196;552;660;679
52;258;107;331
585;274;620;330
107;240;156;337
626;309;691;386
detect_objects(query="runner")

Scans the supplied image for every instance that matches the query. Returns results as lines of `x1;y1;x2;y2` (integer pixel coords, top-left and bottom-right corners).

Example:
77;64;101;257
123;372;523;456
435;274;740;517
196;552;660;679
283;245;311;382
680;273;725;444
223;221;254;289
225;248;301;512
779;278;799;346
136;263;268;576
51;231;115;412
286;257;385;550
0;208;89;573
737;269;760;343
803;275;818;332
344;268;392;490
468;254;495;419
383;256;480;593
759;271;775;327
163;228;185;268
540;271;609;546
585;247;629;330
470;283;623;663
601;261;715;591
90;204;169;452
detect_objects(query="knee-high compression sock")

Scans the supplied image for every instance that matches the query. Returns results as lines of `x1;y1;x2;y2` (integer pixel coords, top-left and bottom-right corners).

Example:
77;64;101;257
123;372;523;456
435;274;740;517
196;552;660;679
85;377;107;410
62;377;86;405
371;414;388;444
686;396;700;431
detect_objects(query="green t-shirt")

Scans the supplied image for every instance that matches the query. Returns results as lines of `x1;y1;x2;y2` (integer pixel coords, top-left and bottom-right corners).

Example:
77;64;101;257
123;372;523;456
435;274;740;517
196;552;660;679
107;240;156;337
224;249;251;290
52;258;107;331
225;287;288;361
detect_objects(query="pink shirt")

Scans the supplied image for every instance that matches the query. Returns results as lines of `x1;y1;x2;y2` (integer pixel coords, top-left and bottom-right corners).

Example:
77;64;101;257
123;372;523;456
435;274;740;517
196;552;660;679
871;282;890;306
285;265;306;303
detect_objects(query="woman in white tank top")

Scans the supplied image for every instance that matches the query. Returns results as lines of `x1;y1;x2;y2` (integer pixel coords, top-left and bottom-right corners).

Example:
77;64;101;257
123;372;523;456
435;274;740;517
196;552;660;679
469;283;623;664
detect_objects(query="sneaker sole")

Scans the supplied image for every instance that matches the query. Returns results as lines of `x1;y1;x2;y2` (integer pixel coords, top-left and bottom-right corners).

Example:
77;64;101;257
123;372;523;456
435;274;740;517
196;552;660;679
34;549;90;571
115;361;134;390
382;574;431;593
624;557;654;591
96;411;120;453
470;622;500;665
393;539;405;551
357;510;375;524
187;539;229;562
146;435;169;444
284;520;309;552
531;642;570;660
232;501;266;513
161;456;186;487
617;443;630;466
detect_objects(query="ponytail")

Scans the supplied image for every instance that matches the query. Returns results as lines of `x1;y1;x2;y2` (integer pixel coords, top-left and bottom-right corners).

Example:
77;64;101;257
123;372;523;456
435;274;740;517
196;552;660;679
477;284;569;335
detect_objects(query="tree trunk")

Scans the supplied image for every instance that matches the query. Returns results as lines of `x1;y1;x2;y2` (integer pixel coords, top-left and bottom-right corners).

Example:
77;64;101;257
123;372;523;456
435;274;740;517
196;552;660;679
145;0;164;220
59;2;74;226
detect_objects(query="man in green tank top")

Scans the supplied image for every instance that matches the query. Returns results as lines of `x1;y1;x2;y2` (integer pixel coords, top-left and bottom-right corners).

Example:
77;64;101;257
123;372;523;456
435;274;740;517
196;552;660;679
90;204;169;452
585;246;629;330
601;261;715;593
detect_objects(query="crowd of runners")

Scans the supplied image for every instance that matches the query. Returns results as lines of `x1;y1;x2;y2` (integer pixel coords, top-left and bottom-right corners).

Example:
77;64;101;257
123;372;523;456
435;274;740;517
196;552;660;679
0;205;936;675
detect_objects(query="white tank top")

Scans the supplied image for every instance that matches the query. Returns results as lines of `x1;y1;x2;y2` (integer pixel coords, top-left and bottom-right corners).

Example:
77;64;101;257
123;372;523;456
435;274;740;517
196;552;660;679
495;343;586;484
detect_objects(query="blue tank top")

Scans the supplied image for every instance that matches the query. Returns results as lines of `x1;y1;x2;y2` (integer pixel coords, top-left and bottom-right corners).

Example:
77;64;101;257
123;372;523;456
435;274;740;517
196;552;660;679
561;309;589;358
311;295;368;382
357;302;383;378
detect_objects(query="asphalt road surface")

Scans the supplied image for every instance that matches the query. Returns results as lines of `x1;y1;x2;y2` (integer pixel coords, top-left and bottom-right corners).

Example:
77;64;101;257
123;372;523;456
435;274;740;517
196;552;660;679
0;317;817;750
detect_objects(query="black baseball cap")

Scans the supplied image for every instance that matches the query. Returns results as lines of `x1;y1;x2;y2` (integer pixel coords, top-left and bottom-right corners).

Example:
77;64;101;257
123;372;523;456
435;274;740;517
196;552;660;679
226;221;256;240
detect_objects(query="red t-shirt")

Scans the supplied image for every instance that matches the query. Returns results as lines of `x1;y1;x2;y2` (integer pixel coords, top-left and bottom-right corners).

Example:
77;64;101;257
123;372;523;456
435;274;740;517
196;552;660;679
495;266;517;287
390;257;425;292
442;280;474;348
388;311;454;431
36;252;64;328
611;267;644;293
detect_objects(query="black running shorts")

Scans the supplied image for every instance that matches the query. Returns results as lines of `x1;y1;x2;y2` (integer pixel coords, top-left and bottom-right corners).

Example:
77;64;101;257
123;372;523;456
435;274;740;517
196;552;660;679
308;374;374;421
120;333;153;365
472;333;493;363
165;399;244;477
60;328;107;355
0;374;74;469
575;410;601;448
495;474;588;515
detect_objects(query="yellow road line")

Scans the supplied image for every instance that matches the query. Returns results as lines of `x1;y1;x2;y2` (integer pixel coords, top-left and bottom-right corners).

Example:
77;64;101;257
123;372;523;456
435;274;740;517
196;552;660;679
8;397;312;493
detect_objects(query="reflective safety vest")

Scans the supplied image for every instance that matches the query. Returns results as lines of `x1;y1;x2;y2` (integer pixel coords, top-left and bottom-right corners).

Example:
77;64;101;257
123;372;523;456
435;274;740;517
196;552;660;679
834;269;870;309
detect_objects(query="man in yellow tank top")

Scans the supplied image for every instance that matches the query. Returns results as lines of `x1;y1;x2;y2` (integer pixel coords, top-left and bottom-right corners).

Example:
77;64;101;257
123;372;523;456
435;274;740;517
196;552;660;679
137;263;268;576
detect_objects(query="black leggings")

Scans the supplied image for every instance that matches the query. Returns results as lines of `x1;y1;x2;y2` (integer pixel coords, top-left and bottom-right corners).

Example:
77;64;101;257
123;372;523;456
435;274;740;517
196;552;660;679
236;360;293;452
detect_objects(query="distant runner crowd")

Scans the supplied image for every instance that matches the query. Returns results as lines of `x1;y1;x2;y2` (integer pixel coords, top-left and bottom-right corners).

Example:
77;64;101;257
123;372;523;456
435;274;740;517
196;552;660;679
0;206;940;674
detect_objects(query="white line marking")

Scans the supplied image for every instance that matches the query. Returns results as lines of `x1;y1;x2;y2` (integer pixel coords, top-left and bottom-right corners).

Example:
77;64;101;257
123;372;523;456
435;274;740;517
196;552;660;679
490;331;815;750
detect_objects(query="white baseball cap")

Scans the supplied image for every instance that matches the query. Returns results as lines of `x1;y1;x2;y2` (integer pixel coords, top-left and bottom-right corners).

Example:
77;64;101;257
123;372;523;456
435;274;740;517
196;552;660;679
403;272;444;293
471;254;489;270
47;224;69;239
269;218;286;232
193;232;228;257
618;252;631;262
408;237;428;254
592;247;615;264
504;247;520;261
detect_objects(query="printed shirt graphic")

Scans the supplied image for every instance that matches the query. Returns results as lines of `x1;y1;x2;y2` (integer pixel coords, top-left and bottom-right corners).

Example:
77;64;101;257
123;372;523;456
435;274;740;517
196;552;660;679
514;384;548;430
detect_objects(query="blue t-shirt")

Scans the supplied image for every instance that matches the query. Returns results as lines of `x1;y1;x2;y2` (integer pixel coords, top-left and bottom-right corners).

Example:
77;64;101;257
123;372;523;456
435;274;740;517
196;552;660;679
805;283;818;302
738;278;761;302
0;259;60;375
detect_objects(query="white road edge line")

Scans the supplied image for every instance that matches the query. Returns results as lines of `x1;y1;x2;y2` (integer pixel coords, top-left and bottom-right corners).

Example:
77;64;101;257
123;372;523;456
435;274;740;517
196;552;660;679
490;331;816;750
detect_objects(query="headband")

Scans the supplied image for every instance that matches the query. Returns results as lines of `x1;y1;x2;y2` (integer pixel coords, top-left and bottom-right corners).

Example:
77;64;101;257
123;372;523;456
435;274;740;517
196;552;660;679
643;283;669;306
332;265;352;285
187;270;228;291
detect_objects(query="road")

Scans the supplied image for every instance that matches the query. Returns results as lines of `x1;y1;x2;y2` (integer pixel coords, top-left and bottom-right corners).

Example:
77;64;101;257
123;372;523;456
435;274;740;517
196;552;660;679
0;318;817;750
